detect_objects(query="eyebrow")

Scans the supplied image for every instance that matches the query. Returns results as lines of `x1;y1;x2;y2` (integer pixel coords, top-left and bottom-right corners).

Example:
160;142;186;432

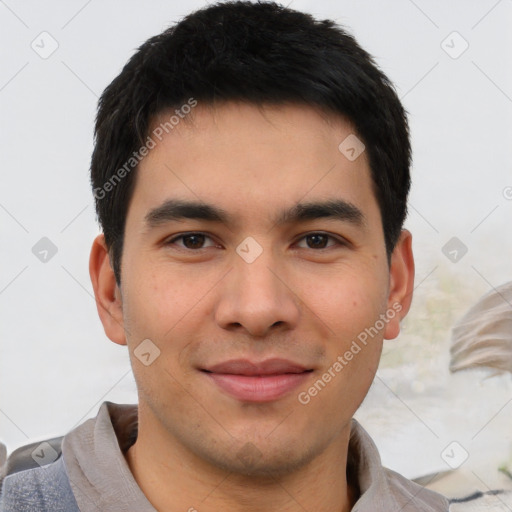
144;198;365;229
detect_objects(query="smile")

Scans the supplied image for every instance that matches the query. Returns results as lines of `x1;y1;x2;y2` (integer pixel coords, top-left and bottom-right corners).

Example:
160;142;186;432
201;358;313;402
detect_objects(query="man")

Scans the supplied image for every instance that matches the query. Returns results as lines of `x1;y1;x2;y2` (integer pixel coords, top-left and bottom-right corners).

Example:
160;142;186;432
0;1;452;510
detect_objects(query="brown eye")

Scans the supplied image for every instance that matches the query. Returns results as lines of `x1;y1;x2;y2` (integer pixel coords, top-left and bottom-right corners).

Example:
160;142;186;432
166;233;216;250
306;234;329;249
296;233;341;250
181;234;206;249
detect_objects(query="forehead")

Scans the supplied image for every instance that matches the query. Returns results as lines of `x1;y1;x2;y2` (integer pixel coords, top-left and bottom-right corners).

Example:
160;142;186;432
129;102;379;228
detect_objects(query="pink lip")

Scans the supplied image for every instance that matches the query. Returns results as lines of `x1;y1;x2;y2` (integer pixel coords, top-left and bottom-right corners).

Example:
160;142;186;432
202;359;312;402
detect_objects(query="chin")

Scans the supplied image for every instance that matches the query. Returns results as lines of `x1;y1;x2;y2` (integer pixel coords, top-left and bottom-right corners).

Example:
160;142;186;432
191;430;325;479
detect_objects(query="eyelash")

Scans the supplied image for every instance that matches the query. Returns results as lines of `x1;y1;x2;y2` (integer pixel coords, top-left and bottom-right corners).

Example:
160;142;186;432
164;232;346;251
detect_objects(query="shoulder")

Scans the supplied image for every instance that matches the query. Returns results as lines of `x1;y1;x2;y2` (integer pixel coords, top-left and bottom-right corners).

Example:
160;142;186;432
381;467;451;511
0;456;79;512
348;419;450;511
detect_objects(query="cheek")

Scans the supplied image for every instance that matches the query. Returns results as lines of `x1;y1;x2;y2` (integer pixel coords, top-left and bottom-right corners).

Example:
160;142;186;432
303;266;389;339
122;266;197;340
122;272;197;409
121;266;215;388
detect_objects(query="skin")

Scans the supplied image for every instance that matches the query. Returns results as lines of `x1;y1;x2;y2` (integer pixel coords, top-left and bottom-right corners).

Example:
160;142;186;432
90;102;414;512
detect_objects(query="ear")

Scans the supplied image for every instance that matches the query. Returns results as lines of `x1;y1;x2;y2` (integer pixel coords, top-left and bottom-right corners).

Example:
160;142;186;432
384;229;415;340
89;234;127;346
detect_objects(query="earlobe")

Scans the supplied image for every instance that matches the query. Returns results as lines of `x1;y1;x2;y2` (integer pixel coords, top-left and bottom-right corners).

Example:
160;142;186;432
89;234;127;346
384;230;415;340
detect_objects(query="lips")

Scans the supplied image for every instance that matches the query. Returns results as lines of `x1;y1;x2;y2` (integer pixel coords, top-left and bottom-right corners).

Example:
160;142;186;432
202;358;313;402
205;358;309;376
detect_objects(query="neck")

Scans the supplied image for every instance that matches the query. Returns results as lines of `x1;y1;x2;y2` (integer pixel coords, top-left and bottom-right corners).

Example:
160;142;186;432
125;410;357;512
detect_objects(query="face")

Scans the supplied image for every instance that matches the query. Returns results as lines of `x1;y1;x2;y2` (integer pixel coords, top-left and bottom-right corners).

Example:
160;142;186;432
91;102;413;477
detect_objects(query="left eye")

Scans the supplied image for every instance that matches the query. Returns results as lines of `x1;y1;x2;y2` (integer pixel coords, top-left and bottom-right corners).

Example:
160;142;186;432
295;233;341;249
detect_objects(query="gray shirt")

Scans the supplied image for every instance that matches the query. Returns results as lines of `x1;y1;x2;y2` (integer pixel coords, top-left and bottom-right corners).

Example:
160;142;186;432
1;401;451;511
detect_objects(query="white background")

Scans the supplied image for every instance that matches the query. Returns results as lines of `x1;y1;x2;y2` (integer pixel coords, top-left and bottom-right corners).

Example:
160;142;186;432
1;0;511;484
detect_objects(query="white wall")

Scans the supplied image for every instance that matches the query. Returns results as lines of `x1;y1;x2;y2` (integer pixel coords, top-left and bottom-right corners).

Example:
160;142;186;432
1;0;511;480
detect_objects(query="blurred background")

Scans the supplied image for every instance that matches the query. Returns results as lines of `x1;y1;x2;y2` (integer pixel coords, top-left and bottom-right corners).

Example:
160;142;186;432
1;0;511;494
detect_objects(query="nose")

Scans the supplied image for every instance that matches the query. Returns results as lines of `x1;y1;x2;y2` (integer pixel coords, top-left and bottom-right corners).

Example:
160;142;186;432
214;247;301;338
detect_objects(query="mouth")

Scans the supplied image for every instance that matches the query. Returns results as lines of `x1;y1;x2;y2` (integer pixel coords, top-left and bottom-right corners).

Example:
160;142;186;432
201;359;314;403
